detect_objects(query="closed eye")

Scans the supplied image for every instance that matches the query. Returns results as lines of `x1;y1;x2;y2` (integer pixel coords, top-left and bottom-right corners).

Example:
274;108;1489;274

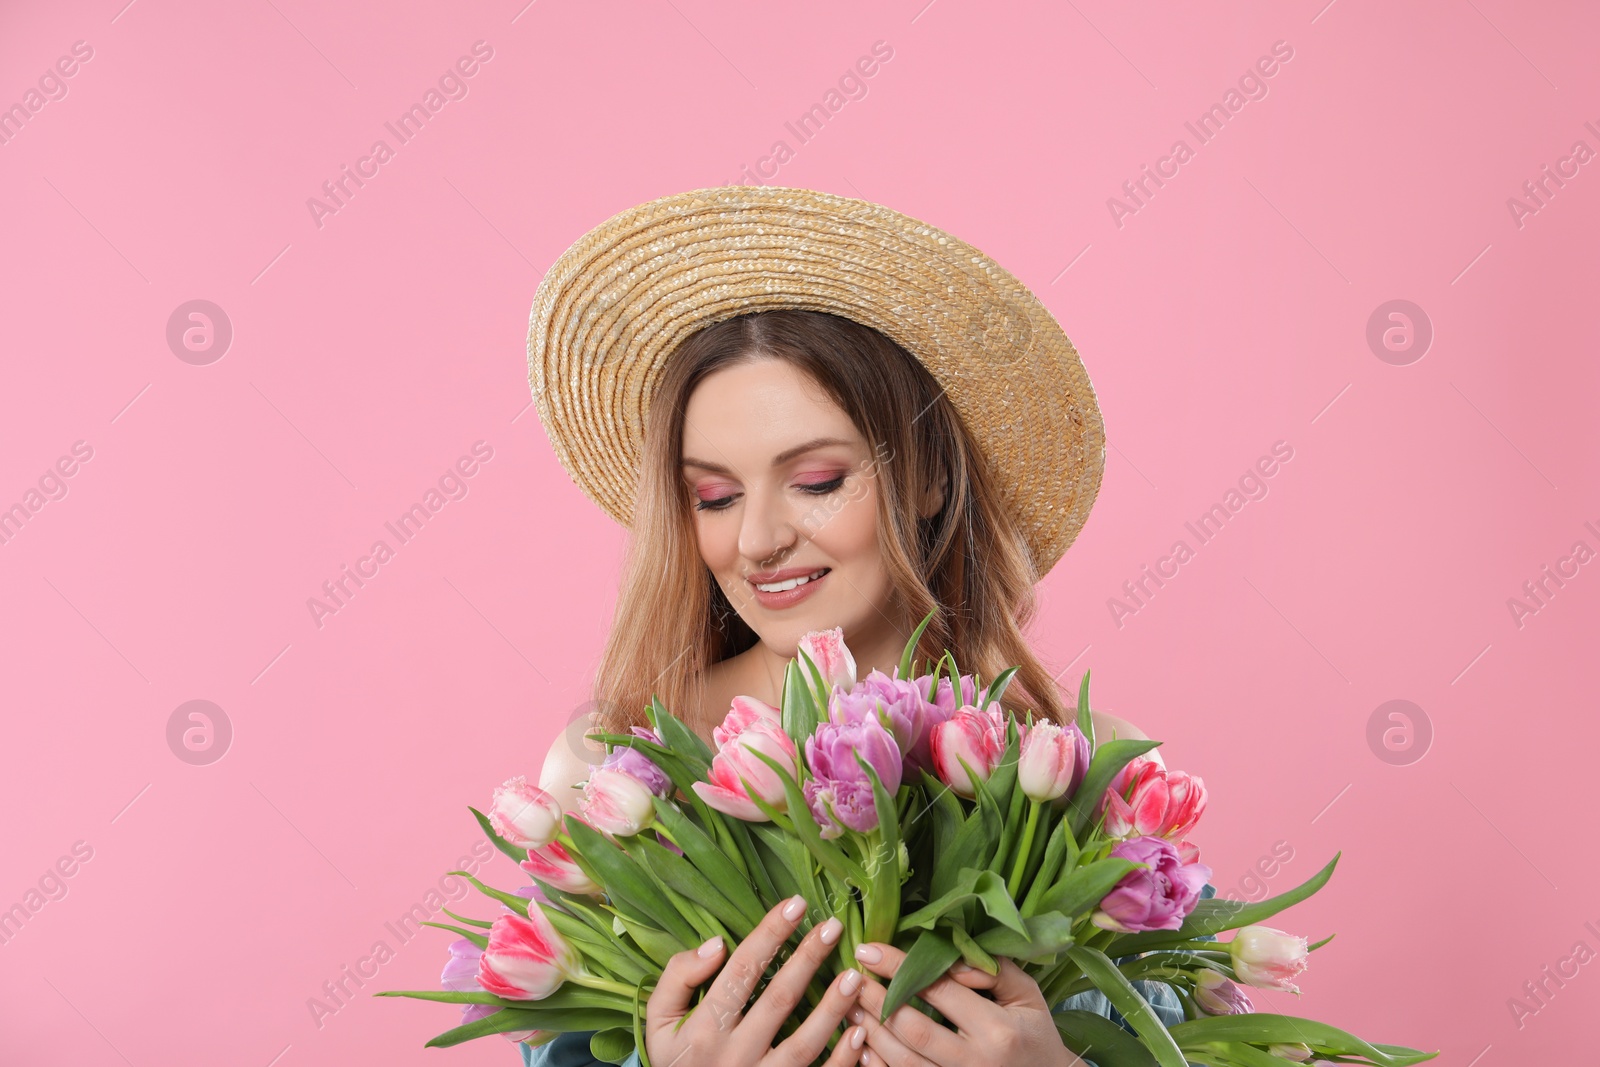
694;475;846;513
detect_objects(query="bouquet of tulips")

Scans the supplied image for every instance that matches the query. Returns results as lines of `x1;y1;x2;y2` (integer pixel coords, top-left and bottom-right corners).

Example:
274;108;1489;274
380;610;1437;1067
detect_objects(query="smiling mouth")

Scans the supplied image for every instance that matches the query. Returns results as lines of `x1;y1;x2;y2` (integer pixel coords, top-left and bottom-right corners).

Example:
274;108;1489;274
752;567;831;593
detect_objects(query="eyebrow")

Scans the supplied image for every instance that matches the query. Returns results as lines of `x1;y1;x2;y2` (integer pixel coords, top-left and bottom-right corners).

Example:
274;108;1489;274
681;436;855;475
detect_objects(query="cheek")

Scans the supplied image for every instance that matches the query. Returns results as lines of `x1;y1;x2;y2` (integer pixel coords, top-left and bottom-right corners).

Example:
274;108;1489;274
813;490;882;570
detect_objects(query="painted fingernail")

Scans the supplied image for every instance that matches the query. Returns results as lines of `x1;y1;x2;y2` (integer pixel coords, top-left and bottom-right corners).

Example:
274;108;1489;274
862;1050;872;1065
697;935;723;958
782;895;806;921
819;917;843;945
850;1025;865;1049
951;962;972;973
839;968;862;995
854;943;882;963
848;1007;864;1024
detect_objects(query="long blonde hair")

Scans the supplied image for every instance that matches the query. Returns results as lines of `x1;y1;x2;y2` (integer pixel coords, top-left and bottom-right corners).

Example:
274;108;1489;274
588;309;1078;738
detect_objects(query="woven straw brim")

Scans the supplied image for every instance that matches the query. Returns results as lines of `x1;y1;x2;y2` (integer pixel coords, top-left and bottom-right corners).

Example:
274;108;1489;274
526;185;1105;578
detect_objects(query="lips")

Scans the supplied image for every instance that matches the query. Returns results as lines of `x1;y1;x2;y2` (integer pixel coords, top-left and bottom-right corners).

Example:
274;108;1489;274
751;567;831;592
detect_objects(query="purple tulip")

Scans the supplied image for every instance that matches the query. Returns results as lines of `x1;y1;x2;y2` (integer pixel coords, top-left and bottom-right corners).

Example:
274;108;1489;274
925;672;979;719
600;726;672;798
802;718;902;838
807;717;903;793
1193;968;1255;1015
1090;836;1212;933
829;670;931;773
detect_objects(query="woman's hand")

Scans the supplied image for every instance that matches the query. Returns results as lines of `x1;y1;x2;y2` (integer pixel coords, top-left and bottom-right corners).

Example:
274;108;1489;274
845;943;1089;1067
645;895;868;1067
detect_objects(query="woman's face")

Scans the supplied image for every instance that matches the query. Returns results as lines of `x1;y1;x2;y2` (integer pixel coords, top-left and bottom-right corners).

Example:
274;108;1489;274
680;357;897;661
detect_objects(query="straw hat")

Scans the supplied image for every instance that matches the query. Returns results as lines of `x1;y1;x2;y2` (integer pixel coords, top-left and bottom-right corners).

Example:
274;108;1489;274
526;185;1105;578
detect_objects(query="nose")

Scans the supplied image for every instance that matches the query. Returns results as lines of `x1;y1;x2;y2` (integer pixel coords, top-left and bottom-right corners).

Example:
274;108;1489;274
737;484;798;569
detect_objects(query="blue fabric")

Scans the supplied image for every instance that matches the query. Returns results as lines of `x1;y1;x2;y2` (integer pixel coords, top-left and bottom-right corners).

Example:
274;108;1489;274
519;884;1219;1067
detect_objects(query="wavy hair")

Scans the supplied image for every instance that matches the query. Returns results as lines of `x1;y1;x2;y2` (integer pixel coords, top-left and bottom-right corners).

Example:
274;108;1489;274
587;309;1079;738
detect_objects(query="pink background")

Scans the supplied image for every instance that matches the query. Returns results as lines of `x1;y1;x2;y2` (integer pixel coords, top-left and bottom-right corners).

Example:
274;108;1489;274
2;0;1595;1063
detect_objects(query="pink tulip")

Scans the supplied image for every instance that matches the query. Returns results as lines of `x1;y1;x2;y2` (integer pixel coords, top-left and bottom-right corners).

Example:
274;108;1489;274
691;696;798;821
581;766;658;837
442;938;540;1040
477;907;583;1001
1101;757;1208;850
489;777;564;849
1228;925;1310;993
1090;836;1212;933
519;833;601;895
1017;722;1084;801
1193;968;1254;1015
797;627;857;693
929;706;1005;798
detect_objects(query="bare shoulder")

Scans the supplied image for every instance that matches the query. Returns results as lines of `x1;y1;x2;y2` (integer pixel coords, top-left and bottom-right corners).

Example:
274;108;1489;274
537;713;606;817
1090;709;1166;768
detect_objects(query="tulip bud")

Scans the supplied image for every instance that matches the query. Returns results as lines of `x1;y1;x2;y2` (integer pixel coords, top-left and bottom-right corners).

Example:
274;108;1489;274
442;939;540;1040
1193;968;1254;1015
929;707;1004;798
1228;925;1310;993
797;627;857;693
1017;722;1080;801
519;834;602;895
580;766;658;837
478;907;582;1001
489;777;564;849
1268;1044;1314;1062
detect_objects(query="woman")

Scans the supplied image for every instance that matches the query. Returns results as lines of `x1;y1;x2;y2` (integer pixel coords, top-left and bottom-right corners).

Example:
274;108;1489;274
517;188;1210;1066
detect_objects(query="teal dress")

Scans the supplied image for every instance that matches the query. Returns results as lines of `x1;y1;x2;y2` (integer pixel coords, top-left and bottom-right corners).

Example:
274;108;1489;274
519;885;1218;1067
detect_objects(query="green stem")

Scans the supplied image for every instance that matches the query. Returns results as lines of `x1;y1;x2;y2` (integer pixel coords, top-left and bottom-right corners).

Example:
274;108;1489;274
1006;798;1041;899
568;973;639;999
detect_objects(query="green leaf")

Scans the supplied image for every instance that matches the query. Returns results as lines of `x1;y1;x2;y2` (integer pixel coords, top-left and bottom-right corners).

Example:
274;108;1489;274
373;988;514;1005
447;869;534;916
899;607;939;681
619;837;723;943
780;658;822;747
649;699;714;772
1074;670;1095;749
1104;852;1342;957
651;798;765;926
423;1006;636;1047
1054;1008;1161;1067
1169;1014;1439;1066
949;923;999;974
1067;737;1163;839
375;984;626;1010
564;815;701;948
1020;813;1075;917
609;913;681;968
898;866;982;930
975;911;1076;961
417;920;488;949
979;665;1020;710
1065;944;1189;1067
470;805;529;863
795;644;834;715
932;781;1002;899
1037;856;1141;920
539;909;650;984
879;928;962;1022
440;906;495;930
589;1028;636;1064
635;834;756;939
859;754;904;945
